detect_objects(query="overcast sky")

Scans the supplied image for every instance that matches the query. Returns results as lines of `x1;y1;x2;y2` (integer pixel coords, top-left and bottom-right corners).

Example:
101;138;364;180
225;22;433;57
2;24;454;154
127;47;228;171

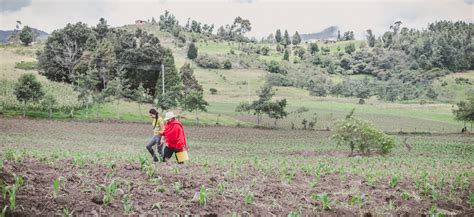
1;0;473;39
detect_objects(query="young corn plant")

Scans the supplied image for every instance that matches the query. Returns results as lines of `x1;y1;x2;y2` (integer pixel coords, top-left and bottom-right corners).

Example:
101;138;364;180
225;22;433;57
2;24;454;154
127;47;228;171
62;207;75;217
217;182;225;195
287;210;301;217
350;194;363;206
8;174;24;212
122;194;133;214
199;186;208;206
53;176;65;198
173;182;182;194
317;193;331;210
244;191;254;205
401;191;412;200
389;174;399;189
365;174;376;187
101;180;119;205
1;206;8;217
151;202;161;210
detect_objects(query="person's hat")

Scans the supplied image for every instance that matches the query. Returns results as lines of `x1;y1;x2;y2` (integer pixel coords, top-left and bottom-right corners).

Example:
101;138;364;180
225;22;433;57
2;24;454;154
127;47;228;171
164;111;177;121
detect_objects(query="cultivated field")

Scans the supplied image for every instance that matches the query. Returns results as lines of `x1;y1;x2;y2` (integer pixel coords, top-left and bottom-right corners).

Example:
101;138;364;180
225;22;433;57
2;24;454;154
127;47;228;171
0;117;472;215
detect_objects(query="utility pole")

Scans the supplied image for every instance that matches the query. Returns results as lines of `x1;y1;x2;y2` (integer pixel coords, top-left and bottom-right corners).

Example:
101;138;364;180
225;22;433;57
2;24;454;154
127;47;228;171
161;64;165;95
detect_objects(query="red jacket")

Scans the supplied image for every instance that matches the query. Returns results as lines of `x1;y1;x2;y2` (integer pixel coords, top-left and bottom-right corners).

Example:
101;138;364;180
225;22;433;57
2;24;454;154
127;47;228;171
162;119;187;151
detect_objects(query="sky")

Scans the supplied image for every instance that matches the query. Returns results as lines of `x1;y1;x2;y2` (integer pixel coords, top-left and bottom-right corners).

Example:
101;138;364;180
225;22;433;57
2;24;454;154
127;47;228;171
0;0;473;39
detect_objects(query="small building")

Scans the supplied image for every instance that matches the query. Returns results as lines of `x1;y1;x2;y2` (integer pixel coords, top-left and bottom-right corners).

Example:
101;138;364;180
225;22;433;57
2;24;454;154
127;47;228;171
135;20;147;26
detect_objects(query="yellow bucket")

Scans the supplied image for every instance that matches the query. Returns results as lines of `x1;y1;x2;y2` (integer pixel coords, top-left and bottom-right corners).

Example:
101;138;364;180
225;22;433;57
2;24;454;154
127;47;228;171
176;150;189;163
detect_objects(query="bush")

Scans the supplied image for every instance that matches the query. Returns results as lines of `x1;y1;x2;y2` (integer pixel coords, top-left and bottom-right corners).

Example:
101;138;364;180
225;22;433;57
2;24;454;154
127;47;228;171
332;110;395;156
195;54;221;69
223;59;232;69
266;73;292;87
261;46;270;55
265;60;287;74
209;88;218;95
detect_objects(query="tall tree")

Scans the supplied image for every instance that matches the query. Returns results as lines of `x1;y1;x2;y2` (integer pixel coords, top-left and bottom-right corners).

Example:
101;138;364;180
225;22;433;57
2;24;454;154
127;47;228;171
180;63;203;99
453;95;474;130
275;29;282;43
309;42;319;54
283;49;290;61
187;42;198;60
94;18;109;40
282;30;291;47
292;31;301;46
19;26;33;46
366;29;376;47
37;22;93;83
155;48;182;110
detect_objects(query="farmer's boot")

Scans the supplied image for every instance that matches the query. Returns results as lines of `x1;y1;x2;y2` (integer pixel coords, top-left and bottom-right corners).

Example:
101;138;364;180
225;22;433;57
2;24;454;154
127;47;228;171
146;145;159;162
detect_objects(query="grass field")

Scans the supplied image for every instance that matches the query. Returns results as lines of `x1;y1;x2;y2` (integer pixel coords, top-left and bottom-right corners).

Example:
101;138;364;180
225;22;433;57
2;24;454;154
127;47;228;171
0;117;472;215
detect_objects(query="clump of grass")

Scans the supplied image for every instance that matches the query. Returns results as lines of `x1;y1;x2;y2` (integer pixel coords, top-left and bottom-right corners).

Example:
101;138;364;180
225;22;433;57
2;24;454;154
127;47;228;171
14;61;37;70
389;174;399;189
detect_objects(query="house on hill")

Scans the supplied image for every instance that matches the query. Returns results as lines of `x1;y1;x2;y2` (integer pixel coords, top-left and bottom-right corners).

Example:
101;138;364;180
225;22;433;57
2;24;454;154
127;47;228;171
135;20;147;26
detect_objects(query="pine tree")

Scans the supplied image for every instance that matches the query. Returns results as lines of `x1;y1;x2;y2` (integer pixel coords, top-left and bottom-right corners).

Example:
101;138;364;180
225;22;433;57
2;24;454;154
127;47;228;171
19;26;33;46
275;29;282;43
292;31;301;46
283;49;290;61
187;42;198;60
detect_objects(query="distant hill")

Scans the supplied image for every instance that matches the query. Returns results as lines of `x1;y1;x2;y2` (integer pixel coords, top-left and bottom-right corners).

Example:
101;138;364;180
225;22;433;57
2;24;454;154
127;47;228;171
300;26;338;41
0;28;49;44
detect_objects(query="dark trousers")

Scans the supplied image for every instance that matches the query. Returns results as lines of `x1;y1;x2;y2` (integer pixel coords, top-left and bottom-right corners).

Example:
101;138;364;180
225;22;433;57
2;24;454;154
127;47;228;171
163;146;182;164
146;136;162;159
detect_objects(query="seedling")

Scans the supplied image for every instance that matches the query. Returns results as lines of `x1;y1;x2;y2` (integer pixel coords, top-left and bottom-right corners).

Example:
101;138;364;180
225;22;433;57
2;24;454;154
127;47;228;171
199;186;208;206
151;202;161;210
173;182;182;193
401;191;411;200
389;174;399;188
350;194;363;206
317;193;331;210
101;180;119;205
287;210;301;217
217;182;225;195
469;192;474;206
1;206;8;217
62;207;75;217
53;176;65;198
244;191;254;205
122;194;133;214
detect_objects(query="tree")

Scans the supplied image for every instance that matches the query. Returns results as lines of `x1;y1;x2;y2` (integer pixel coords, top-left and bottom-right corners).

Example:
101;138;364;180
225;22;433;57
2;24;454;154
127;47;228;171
37;22;93;83
93;18;109;40
102;66;133;119
180;63;202;99
309;42;319;54
156;48;182;109
183;91;208;125
366;29;376;47
75;68;101;119
452;96;474;130
275;29;282;43
292;31;301;46
187;43;198;60
132;83;152;117
41;94;56;118
345;43;356;54
283;50;289;61
337;30;341;41
342;31;355;41
426;87;438;100
14;74;45;117
236;84;287;126
88;39;116;90
19;26;33;46
282;30;291;47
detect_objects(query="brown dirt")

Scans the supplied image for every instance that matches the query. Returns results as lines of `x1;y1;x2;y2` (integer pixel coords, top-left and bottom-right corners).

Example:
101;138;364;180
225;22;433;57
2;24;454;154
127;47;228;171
1;157;472;216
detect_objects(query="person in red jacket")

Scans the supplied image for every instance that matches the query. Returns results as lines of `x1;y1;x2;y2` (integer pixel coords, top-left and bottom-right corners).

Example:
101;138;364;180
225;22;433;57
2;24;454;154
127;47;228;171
160;112;187;162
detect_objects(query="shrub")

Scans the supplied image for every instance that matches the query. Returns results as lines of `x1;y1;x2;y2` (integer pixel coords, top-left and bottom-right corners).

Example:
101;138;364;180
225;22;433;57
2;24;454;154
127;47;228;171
265;60;287;74
266;73;292;87
261;46;270;55
195;54;221;69
332;109;395;155
223;59;232;69
209;88;218;95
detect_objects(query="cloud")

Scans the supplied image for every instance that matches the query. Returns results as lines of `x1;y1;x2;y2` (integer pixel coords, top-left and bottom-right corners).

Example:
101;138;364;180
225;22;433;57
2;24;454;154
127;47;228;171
0;0;32;12
464;0;474;5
